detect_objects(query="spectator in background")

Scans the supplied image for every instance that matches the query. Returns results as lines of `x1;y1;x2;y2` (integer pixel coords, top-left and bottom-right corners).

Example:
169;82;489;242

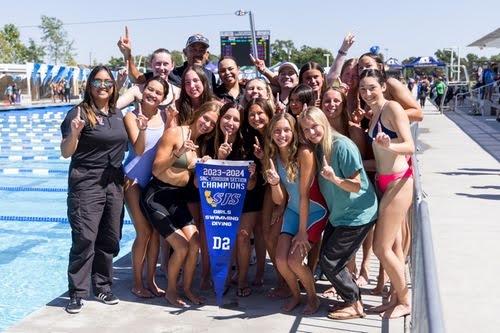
64;78;72;103
417;76;430;108
482;63;496;101
434;77;446;110
10;83;19;104
4;84;13;105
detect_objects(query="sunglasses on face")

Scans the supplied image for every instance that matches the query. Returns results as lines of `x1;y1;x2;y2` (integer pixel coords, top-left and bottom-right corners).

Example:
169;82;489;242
90;79;114;89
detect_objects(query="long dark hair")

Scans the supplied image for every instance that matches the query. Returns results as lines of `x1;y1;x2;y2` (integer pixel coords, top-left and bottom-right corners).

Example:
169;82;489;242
177;65;214;125
299;62;327;98
213;102;245;159
80;66;117;128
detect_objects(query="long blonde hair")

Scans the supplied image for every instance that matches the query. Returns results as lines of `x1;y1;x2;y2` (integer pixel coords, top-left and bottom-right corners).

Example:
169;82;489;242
298;106;342;163
264;112;299;182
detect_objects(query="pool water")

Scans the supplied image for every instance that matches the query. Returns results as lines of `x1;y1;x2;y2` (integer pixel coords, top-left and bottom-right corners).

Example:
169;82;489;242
0;106;134;332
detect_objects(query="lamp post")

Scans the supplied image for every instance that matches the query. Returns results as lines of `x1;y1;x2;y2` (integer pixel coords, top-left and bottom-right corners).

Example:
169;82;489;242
235;9;259;77
323;53;330;68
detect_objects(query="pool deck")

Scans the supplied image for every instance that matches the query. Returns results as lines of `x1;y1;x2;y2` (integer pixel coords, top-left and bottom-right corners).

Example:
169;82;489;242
4;101;500;332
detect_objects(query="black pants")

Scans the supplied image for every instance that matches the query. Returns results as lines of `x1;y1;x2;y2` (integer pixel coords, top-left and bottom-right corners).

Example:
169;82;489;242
67;166;124;298
320;221;375;304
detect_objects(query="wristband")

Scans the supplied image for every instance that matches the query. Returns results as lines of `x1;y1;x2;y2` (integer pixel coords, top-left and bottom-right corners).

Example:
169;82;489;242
338;49;347;56
270;181;280;187
173;151;180;158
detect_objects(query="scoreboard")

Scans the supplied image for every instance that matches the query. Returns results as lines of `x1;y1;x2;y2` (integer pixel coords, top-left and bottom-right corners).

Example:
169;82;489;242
220;30;271;67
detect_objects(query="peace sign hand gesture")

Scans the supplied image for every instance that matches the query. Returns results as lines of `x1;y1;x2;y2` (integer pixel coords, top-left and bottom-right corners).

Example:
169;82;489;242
374;122;391;149
265;158;280;186
135;103;148;131
217;132;232;159
253;136;264;160
340;32;355;54
275;92;286;114
320;155;338;183
71;106;85;135
249;54;266;73
178;128;199;155
117;26;132;60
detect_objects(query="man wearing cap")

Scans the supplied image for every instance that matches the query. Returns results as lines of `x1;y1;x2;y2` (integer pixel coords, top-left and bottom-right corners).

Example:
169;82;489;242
169;34;217;91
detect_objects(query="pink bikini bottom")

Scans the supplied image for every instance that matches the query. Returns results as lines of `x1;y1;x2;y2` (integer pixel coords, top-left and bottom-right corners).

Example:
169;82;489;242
376;167;413;194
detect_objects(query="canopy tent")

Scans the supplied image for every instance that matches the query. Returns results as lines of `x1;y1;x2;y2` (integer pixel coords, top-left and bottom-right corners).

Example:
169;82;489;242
385;57;403;70
467;27;500;48
404;56;446;68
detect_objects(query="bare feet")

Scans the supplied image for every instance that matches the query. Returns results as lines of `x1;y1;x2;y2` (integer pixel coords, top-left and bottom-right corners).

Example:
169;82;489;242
321;286;337;299
267;286;291;299
131;287;154;298
165;290;187;307
303;296;320;315
184;289;205;305
356;268;370;287
147;282;165;297
381;303;411;319
371;284;389;296
367;296;397;314
281;296;301;312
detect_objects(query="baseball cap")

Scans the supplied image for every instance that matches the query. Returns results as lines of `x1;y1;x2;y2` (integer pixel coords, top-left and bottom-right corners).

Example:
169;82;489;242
185;34;209;48
278;62;299;76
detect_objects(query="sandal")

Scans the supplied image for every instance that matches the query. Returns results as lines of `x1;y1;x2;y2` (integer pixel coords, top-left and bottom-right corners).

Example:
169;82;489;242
131;288;154;299
327;307;366;320
236;286;252;297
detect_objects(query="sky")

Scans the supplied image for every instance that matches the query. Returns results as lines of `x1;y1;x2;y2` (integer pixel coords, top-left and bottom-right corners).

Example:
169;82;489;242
2;0;499;66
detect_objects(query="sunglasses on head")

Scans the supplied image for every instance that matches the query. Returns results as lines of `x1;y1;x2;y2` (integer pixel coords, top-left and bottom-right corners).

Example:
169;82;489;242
90;79;114;89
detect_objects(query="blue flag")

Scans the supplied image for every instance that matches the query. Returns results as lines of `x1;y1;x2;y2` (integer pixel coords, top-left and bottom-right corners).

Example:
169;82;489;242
196;160;251;305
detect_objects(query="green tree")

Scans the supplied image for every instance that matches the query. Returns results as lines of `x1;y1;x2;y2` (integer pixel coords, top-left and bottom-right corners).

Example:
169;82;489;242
39;15;76;65
271;40;297;65
24;38;46;63
292;46;333;68
171;50;184;67
0;24;27;63
107;56;125;68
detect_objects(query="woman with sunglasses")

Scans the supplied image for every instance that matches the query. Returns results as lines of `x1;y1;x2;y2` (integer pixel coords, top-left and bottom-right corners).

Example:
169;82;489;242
61;66;128;314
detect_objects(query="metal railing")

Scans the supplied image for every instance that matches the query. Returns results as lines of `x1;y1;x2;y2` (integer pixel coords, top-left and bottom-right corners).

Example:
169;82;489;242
409;122;446;333
452;79;500;115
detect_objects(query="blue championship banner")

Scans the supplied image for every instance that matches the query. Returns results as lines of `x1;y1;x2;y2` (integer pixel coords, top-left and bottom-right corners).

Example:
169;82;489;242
196;160;251;304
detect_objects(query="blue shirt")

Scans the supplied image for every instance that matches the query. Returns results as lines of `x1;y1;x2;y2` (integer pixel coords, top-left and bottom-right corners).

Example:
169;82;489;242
318;135;378;227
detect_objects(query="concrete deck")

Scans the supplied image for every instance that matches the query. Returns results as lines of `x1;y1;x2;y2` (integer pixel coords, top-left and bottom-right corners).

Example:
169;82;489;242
417;102;500;332
5;251;406;333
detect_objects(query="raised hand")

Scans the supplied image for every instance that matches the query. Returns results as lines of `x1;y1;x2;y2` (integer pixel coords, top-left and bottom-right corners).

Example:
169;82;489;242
135;103;148;131
374;122;391;148
163;104;179;128
71;106;85;134
351;107;366;124
320;155;337;183
275;92;286;114
253;136;264;160
340;32;355;53
249;54;266;73
178;128;199;155
217;132;232;159
117;26;132;59
265;158;280;186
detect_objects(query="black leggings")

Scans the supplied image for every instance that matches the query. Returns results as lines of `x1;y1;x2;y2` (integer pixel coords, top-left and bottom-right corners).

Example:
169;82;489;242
140;177;194;238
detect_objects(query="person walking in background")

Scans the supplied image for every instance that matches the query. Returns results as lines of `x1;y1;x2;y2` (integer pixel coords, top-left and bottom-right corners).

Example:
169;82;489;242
434;77;446;111
60;66;128;314
417;76;430;108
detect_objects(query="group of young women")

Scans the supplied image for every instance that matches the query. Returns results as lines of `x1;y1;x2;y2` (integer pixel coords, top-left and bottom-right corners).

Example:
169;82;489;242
60;32;421;321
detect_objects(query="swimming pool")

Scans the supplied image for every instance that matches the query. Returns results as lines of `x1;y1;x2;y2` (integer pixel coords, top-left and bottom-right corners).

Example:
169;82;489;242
0;106;134;332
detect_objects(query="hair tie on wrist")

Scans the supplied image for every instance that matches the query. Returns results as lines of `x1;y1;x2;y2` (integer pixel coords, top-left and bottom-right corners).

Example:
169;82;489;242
338;49;347;56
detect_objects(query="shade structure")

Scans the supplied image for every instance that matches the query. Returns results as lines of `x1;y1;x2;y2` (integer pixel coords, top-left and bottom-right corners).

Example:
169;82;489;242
468;28;500;48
